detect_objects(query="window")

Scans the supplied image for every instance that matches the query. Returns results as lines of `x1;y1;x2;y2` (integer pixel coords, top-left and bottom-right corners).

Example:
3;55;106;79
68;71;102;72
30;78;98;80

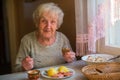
75;0;120;55
106;0;120;48
98;0;120;55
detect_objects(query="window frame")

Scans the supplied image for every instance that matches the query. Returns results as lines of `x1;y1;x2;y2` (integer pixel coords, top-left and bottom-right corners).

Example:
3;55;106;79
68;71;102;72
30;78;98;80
97;38;120;55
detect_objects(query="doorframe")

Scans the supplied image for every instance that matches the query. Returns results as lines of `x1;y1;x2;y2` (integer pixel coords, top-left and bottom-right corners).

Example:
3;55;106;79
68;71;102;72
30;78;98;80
6;0;24;72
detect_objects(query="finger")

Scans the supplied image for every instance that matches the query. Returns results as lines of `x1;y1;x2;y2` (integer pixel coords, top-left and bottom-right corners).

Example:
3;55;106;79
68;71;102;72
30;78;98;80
24;65;31;70
22;59;33;66
23;62;33;70
25;63;33;69
67;58;73;62
26;57;33;61
70;52;75;55
26;56;30;58
25;56;31;60
66;51;75;55
67;54;75;60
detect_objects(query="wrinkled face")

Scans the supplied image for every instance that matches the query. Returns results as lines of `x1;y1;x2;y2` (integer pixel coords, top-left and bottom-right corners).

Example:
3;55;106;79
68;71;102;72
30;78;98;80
38;11;58;39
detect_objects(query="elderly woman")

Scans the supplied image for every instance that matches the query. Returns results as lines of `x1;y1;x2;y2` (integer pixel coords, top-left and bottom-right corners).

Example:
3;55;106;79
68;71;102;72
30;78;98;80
15;2;76;72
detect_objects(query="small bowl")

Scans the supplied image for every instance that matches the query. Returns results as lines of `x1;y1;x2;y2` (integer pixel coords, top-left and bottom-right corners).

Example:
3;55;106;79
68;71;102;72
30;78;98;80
27;70;40;80
81;53;114;64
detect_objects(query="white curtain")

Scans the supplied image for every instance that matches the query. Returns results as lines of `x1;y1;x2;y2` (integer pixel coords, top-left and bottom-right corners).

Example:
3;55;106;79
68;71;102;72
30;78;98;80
75;0;109;58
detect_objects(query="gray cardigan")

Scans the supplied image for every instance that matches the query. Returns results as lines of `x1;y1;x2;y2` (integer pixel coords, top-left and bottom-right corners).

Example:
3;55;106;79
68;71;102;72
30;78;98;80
15;31;72;72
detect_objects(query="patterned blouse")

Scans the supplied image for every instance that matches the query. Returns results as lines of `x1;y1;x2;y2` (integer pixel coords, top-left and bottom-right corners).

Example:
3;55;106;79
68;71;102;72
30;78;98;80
15;31;72;72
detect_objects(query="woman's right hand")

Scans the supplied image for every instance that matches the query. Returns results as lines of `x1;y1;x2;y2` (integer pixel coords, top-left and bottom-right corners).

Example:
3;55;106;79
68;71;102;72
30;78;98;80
22;56;34;71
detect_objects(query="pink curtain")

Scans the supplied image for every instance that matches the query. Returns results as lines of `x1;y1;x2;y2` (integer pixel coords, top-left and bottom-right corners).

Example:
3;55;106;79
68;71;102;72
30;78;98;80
75;0;109;57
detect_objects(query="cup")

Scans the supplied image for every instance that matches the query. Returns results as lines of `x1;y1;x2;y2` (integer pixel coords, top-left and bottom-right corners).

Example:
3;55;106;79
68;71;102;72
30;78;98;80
27;70;40;80
62;48;70;55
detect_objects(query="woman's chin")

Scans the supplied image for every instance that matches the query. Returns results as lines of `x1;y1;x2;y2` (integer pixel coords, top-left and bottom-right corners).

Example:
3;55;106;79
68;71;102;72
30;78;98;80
43;36;53;39
42;34;54;39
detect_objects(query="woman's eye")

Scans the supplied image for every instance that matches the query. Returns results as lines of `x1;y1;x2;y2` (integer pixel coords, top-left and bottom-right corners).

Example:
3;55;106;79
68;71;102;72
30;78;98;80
51;20;56;24
40;19;47;24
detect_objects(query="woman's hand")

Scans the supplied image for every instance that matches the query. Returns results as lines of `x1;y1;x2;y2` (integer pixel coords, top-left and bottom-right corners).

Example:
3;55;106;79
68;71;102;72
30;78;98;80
63;51;76;62
22;56;34;71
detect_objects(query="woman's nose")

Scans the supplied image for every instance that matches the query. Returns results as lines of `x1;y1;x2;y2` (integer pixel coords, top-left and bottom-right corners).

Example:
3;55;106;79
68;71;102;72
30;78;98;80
46;21;51;28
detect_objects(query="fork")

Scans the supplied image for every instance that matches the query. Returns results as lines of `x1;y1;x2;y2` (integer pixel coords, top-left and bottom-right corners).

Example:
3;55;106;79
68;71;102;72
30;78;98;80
108;55;120;61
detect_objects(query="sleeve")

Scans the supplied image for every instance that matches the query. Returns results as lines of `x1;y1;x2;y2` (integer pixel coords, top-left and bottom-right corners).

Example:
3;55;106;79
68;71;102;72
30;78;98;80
60;32;76;62
14;37;30;72
61;32;73;51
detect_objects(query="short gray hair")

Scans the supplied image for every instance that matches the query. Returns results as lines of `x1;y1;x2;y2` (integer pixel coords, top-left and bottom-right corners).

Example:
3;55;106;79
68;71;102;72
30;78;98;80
33;2;64;29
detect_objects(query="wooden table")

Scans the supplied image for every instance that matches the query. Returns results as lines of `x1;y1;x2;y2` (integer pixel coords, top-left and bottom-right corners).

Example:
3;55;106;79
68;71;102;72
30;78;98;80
0;60;88;80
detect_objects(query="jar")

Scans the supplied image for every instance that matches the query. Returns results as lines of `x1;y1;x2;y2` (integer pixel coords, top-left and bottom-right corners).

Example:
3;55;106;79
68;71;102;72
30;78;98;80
27;70;40;80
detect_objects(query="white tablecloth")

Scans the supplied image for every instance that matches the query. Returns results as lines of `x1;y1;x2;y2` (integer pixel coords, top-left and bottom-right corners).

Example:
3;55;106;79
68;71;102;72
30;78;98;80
0;60;88;80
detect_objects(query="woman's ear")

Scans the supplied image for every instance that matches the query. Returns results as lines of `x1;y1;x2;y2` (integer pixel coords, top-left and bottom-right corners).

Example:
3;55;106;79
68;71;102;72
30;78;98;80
56;27;58;30
56;24;60;30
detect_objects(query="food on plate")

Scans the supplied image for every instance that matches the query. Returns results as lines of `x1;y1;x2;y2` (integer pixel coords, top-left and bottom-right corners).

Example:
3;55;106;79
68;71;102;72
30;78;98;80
95;56;105;62
47;68;58;77
58;66;69;73
87;56;106;62
46;66;73;78
87;56;95;62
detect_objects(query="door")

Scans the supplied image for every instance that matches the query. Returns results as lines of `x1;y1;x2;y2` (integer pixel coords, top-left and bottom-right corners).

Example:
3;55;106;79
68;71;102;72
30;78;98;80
0;0;11;75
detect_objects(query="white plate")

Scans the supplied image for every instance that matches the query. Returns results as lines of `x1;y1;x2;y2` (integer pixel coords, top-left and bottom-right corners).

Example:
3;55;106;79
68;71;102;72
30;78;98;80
41;67;75;80
81;53;114;64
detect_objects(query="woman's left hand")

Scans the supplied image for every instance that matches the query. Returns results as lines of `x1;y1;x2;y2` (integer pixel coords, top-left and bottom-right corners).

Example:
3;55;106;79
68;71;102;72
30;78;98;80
63;51;76;62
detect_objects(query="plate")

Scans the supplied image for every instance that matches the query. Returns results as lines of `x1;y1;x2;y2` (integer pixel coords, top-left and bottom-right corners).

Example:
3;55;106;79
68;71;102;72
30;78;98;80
81;53;114;64
41;67;75;79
